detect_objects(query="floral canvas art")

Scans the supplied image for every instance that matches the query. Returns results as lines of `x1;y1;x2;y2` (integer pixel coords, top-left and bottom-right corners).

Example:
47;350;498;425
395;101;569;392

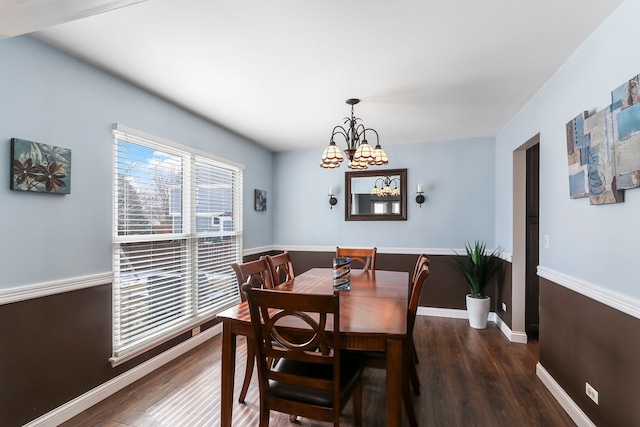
11;138;71;194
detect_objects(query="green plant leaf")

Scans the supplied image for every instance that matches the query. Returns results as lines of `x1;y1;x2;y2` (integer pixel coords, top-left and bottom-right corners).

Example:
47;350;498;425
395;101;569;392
450;240;503;298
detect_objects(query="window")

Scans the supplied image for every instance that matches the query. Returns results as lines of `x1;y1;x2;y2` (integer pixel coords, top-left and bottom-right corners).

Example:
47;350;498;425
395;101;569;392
112;125;243;364
373;201;388;214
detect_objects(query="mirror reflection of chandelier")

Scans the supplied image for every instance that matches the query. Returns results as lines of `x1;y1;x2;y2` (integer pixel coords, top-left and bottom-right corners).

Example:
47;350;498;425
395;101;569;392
371;176;400;197
320;98;389;170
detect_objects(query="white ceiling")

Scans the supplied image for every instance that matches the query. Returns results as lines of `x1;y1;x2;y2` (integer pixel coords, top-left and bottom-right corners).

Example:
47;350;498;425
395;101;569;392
3;0;625;152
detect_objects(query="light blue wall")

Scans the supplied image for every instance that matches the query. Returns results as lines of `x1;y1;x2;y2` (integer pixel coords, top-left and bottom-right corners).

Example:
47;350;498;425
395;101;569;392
495;0;640;297
273;138;496;250
0;36;273;289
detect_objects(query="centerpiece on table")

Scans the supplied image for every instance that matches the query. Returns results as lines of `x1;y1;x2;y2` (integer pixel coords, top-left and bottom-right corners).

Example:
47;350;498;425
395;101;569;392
332;256;351;290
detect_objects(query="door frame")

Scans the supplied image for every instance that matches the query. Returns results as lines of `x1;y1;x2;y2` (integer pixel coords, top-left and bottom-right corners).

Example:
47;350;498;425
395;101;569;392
511;133;540;341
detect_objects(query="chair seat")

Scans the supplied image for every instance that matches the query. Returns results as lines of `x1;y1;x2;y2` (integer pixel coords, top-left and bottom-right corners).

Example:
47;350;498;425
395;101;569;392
269;355;364;407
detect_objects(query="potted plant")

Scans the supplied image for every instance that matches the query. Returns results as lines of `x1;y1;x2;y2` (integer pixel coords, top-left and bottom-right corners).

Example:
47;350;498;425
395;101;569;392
451;240;503;329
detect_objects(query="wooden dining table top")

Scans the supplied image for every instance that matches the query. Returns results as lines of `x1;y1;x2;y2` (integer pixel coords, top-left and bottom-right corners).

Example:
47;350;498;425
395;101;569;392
217;267;410;337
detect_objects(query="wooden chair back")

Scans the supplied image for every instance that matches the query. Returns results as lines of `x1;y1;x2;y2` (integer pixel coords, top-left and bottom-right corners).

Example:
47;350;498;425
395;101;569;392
263;251;295;286
243;284;362;426
229;258;274;404
408;257;430;338
231;258;274;301
412;254;429;285
335;247;377;271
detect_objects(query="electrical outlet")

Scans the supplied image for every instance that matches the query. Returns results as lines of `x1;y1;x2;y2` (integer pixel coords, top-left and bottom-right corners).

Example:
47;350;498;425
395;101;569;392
586;382;598;404
501;302;507;311
192;326;201;336
544;234;550;249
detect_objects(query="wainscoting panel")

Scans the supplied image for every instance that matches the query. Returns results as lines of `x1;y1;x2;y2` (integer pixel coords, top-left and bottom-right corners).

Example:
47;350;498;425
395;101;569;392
0;280;218;426
539;278;640;427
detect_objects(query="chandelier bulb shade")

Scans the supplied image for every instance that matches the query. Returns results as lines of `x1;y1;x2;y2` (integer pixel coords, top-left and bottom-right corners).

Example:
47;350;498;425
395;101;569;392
320;99;388;169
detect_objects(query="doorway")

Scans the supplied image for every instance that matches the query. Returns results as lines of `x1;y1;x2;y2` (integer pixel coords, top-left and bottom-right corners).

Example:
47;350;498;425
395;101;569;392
525;142;540;335
512;134;540;341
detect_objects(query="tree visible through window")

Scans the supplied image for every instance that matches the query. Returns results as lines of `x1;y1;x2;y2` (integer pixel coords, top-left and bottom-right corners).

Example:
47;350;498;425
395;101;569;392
112;126;243;362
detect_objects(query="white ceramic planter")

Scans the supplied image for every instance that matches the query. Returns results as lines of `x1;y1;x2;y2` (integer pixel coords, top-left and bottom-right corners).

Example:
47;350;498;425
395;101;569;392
466;294;490;329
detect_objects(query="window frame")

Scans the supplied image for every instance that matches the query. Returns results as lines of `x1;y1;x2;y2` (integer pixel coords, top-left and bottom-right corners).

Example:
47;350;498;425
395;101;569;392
111;124;244;366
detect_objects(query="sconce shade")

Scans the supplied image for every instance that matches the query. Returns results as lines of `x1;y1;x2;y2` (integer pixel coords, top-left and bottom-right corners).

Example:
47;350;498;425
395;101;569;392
416;183;425;207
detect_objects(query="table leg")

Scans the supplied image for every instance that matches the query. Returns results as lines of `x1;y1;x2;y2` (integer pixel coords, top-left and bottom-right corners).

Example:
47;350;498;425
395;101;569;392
386;338;403;427
220;322;237;427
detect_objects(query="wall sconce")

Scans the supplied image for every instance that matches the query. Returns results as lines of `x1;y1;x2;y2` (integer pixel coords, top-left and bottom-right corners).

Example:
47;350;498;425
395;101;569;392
416;183;425;207
328;187;338;209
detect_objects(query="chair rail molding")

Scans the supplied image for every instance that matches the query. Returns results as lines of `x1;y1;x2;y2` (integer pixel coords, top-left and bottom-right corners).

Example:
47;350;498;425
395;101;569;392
0;272;112;306
537;266;640;320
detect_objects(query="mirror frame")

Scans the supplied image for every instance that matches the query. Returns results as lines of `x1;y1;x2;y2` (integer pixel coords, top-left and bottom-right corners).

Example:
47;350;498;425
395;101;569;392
345;168;407;221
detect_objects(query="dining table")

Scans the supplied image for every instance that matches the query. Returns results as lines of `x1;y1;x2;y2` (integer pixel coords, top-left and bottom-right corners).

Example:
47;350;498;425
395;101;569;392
217;267;410;427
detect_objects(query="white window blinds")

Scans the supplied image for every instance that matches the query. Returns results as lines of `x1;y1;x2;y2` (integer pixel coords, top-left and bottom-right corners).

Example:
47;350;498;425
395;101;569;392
112;125;243;362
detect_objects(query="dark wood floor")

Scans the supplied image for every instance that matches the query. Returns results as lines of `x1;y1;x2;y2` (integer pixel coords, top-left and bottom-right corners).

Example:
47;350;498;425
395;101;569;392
61;317;575;426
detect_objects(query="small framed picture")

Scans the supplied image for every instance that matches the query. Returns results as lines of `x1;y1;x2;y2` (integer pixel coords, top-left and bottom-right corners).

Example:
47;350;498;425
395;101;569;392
11;138;72;194
254;189;267;211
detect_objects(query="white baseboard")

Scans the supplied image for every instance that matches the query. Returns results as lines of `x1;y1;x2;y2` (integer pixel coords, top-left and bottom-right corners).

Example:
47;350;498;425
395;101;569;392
24;323;223;427
417;306;470;319
536;363;595;427
417;307;527;343
494;315;528;343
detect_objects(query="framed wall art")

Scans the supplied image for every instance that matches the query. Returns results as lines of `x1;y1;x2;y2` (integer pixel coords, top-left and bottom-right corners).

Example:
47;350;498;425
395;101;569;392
566;72;640;205
10;138;71;194
254;189;267;211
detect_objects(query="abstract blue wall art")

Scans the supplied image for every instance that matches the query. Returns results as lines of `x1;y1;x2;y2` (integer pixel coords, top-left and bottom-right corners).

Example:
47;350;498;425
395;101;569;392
611;74;640;191
566;111;589;199
566;73;640;205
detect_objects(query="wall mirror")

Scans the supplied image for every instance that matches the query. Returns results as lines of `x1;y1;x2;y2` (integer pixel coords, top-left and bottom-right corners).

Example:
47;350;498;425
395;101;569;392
345;168;407;221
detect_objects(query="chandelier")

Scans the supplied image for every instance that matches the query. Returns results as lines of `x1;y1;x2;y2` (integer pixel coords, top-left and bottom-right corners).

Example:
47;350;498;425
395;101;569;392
320;98;389;170
370;176;400;197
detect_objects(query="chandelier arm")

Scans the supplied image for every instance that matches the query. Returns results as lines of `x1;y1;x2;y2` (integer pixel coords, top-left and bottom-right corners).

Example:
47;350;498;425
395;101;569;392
330;126;350;143
346;119;361;151
355;123;368;140
363;128;380;145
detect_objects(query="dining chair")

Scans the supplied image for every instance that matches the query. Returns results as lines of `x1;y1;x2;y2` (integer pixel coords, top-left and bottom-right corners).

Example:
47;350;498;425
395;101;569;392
347;255;430;427
242;284;364;427
335;247;377;271
230;258;275;404
406;255;430;395
410;254;429;365
263;251;295;286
